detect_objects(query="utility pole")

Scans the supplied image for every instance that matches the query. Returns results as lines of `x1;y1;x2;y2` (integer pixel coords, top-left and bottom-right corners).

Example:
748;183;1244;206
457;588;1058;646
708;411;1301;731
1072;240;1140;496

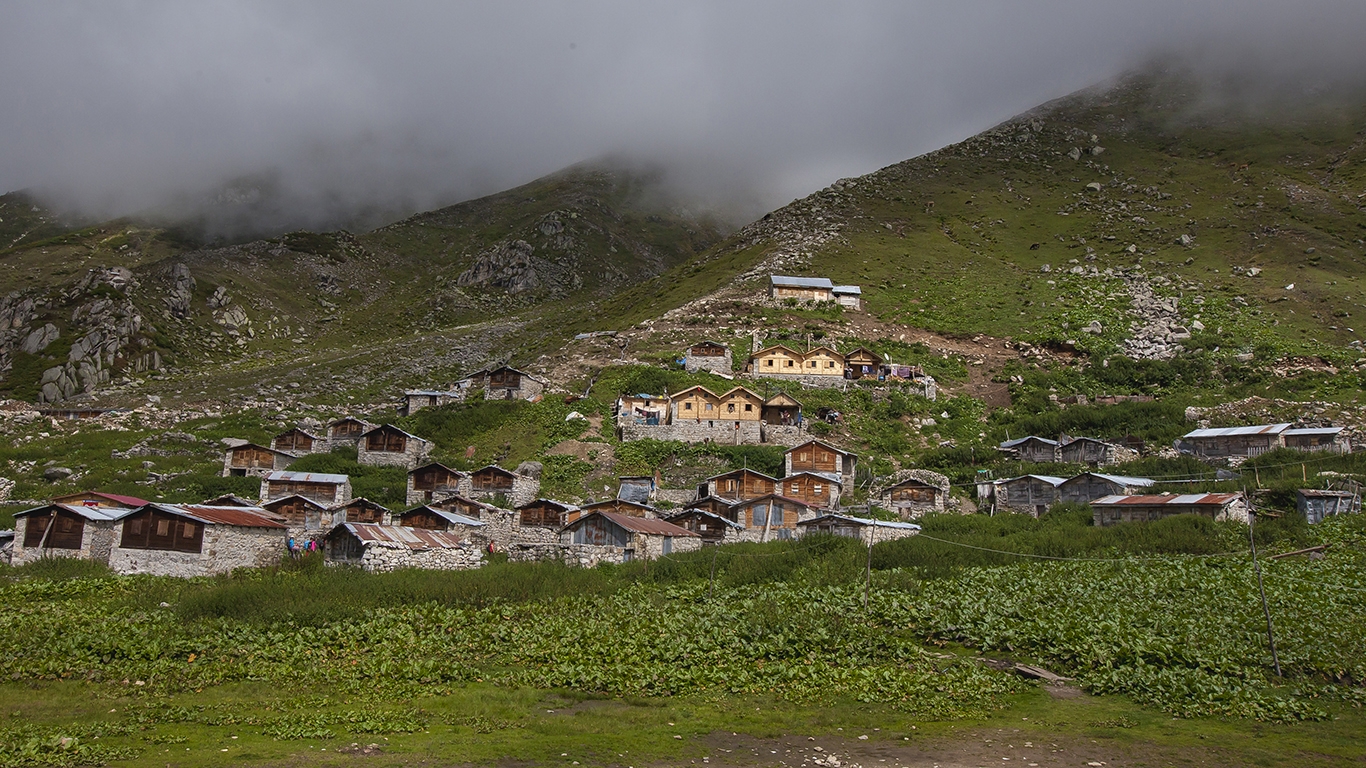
1246;493;1282;677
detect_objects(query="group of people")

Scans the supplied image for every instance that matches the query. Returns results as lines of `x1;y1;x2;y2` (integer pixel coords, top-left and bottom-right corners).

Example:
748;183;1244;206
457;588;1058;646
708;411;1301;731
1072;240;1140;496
287;537;318;559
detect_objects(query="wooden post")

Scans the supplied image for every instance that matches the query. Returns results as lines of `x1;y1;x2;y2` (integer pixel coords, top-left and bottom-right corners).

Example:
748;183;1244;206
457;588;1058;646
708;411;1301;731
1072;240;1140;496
709;547;719;600
1246;496;1282;677
1302;464;1307;483
864;524;875;614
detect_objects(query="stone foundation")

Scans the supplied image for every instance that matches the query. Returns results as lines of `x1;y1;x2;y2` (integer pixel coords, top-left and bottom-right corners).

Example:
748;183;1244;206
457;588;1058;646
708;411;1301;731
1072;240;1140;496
109;526;284;577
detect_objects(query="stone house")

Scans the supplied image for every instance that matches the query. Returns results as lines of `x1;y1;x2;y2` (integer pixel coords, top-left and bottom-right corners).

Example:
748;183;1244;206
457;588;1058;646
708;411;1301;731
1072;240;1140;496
1091;493;1249;526
50;491;149;509
406;462;469;506
1058;437;1138;467
1295;489;1361;524
560;511;701;560
876;469;952;519
998;436;1061;463
1283;427;1351;454
325;417;373;450
992;474;1066;516
769;275;834;302
399;504;489;539
261;494;330;534
832;285;861;310
567;498;658;523
1178;424;1290;459
357;424;432;469
702;468;778;502
778;472;842;510
517;499;576;530
467;464;539;507
684;340;732;374
473;366;546;402
272;428;321;456
797;514;920;545
110;503;287;577
785;440;857;487
324;523;484;572
664;508;744;545
329;498;390;525
9;503;134;566
1057;473;1154;504
222;443;296;478
402;389;465;416
261;470;351;507
728;494;814;541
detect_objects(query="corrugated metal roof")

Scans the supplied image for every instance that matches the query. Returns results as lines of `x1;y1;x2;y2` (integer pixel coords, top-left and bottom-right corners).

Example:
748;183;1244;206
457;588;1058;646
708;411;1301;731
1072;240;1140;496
1183;423;1290;439
998;475;1067;487
262;494;327;510
158;504;287;528
16;503;138;522
781;471;843;485
999;436;1059;449
581;511;699;537
770;275;834;289
798;513;921;530
832;285;862;295
1091;493;1242;506
339;523;471;549
707;467;779;482
665;509;744;529
788;438;856;458
731;493;815;510
1284;427;1344;436
51;491;151;507
403;505;485;527
265;470;349;484
360;424;427;442
516;498;577;512
1071;473;1155;487
405;390;462;397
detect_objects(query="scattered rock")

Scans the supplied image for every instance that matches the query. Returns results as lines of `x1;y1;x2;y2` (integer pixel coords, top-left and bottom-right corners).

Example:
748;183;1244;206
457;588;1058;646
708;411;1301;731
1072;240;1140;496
43;466;73;482
1085;182;1102;192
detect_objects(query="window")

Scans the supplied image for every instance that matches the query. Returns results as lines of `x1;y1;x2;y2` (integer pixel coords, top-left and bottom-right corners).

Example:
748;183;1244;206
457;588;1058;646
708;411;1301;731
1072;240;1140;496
685;402;693;410
727;404;735;413
156;519;170;537
789;483;799;495
814;484;823;494
744;404;752;412
786;360;794;367
662;537;672;555
765;359;773;367
808;361;816;368
705;403;713;411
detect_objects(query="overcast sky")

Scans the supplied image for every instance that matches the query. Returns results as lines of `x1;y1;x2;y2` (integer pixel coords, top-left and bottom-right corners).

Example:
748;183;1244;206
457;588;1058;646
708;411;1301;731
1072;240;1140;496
2;1;1364;233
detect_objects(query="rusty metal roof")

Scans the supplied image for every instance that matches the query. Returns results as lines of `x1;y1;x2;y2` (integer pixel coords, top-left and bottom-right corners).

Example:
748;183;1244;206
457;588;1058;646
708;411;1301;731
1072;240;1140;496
1091;493;1242;507
337;523;471;549
51;491;150;507
572;511;699;537
155;504;287;528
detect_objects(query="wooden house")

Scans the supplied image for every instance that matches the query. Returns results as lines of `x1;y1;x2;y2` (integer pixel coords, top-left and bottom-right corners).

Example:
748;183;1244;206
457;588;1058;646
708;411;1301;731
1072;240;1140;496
1296;489;1361;524
1058;437;1136;467
406;462;469;505
1057;473;1154;504
357;424;432;469
993;474;1066;516
517;499;576;529
682;495;737;519
617;393;670;425
399;505;488;535
703;468;778;502
468;464;539;507
843;347;882;379
784;439;857;486
110;504;286;577
567;498;657;523
50;491;149;509
998;436;1061;463
324;523;483;572
1091;493;1248;526
717;386;765;421
684;340;732;374
1283;427;1351;454
797;514;920;545
664;508;744;545
832;285;861;309
768;275;834;302
729;494;812;541
221;443;296;478
1179;424;1289;459
328;498;390;525
9;503;136;566
560;511;701;560
762;392;802;425
271;428;320;455
750;345;804;377
876;469;951;519
326;417;373;450
429;494;500;520
260;494;329;531
779;472;841;510
801;347;845;377
261;470;351;506
480;366;546;402
670;385;721;421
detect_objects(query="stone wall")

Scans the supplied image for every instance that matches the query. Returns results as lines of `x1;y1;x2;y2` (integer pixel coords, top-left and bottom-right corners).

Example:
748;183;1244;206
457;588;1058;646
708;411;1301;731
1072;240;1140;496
505;542;626;568
632;532;703;559
109;525;285;577
751;372;849;389
9;517;117;567
761;424;808;446
345;541;485;573
620;420;764;445
358;440;430;470
685;350;733;374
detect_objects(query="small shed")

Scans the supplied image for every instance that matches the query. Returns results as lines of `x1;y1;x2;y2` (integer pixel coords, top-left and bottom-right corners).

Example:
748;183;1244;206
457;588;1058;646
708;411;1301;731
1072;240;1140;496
222;443;296;478
110;504;286;576
482;366;546;403
785;439;857;486
326;417;373;449
876;469;951;519
568;498;657;523
993;475;1066;516
1059;437;1137;467
329;498;390;526
560;511;701;560
684;340;732;374
1179;424;1290;459
517;499;576;529
998;436;1061;463
664;508;744;545
769;275;834;302
399;504;488;535
703;468;778;502
261;470;351;506
618;393;670;425
260;494;329;531
324;523;484;572
617;476;656;505
357;424;432;469
9;503;135;566
272;428;320;455
1296;489;1361;524
402;389;464;416
407;462;469;506
832;285;861;310
1057;473;1155;504
778;472;842;510
729;494;812;541
1091;493;1249;526
797;514;920;545
762;392;803;425
843;348;882;379
1283;427;1350;454
682;495;737;519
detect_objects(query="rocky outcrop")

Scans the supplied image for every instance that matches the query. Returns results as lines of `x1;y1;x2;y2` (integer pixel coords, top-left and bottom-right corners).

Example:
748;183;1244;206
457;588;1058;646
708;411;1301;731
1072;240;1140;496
457;240;541;294
20;323;58;354
163;263;195;318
